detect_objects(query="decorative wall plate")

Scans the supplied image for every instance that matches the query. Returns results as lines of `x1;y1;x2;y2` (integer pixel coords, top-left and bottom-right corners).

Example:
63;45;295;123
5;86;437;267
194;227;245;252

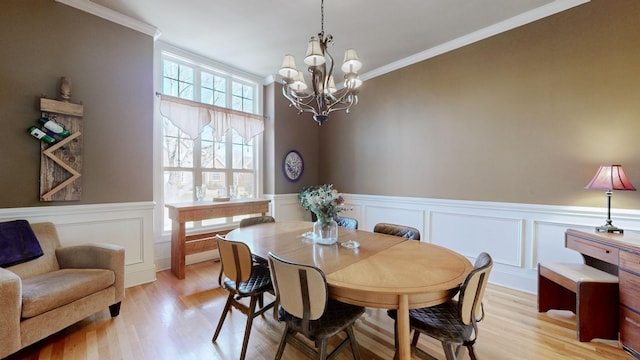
283;150;304;182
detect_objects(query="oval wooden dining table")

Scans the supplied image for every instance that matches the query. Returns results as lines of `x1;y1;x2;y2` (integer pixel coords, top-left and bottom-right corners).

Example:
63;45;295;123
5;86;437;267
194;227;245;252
226;221;473;360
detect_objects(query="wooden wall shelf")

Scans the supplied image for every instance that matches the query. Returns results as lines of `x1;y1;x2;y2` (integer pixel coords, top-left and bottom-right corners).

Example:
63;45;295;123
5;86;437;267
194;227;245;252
38;79;84;201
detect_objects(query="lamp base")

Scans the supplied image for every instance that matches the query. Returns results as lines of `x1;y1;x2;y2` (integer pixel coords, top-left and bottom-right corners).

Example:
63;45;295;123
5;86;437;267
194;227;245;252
595;224;624;234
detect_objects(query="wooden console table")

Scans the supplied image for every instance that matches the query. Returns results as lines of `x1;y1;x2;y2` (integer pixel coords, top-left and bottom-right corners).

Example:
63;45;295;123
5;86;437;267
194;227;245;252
566;229;640;358
166;199;270;279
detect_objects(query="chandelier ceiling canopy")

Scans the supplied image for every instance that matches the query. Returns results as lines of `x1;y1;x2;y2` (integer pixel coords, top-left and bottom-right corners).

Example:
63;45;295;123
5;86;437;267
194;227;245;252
278;0;363;126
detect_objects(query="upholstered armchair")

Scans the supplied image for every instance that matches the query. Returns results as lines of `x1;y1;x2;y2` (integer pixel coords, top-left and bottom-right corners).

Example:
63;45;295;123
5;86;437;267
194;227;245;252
0;221;125;358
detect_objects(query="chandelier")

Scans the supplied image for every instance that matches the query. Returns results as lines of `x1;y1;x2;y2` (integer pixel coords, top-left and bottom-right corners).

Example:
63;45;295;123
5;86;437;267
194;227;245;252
278;0;363;125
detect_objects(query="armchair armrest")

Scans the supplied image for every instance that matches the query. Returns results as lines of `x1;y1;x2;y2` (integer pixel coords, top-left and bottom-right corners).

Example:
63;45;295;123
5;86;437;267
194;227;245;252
56;243;125;302
0;268;22;358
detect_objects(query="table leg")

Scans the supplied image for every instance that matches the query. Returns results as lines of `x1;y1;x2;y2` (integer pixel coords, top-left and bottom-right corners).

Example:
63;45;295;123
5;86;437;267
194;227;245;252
171;220;186;279
397;294;410;360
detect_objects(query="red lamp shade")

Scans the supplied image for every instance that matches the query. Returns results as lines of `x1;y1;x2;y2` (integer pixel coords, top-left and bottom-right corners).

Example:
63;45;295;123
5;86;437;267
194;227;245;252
584;165;636;191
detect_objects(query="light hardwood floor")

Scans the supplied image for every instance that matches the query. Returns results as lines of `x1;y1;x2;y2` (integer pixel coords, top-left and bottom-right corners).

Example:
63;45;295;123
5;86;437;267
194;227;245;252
5;261;634;360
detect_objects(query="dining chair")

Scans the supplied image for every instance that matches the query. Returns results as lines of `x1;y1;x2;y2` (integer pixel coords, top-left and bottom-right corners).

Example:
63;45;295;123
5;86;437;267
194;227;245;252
267;252;365;360
239;215;275;228
373;222;421;240
212;235;276;360
388;252;493;360
238;215;275;265
335;216;358;230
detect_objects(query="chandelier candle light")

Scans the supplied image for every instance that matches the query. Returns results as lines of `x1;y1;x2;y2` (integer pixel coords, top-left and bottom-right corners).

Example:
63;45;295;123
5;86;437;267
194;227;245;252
278;0;363;126
584;164;636;233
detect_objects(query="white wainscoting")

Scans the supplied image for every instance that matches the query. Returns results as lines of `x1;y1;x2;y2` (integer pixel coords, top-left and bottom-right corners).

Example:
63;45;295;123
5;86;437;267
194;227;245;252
9;196;637;295
0;202;156;288
267;193;640;294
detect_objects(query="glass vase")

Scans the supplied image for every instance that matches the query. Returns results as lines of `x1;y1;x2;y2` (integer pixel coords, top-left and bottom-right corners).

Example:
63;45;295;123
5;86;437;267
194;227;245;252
313;217;338;245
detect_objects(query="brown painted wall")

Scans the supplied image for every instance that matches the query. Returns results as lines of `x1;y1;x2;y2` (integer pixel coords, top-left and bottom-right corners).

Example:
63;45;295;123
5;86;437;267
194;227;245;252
272;83;321;194
318;0;640;209
0;0;154;208
3;0;639;212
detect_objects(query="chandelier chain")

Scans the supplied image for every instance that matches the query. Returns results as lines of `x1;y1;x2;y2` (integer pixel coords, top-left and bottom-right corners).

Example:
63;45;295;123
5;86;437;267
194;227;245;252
320;0;324;35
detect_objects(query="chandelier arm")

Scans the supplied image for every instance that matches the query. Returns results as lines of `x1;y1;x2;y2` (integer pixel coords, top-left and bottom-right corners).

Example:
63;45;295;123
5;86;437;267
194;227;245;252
282;84;322;115
323;37;335;93
322;88;357;113
282;85;315;102
286;98;320;115
324;96;357;115
311;35;336;117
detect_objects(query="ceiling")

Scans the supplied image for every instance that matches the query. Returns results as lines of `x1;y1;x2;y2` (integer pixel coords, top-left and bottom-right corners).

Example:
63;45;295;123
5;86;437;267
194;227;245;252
88;0;587;81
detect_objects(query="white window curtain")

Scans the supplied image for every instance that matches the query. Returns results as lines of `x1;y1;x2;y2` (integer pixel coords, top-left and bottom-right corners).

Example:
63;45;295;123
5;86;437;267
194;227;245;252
158;94;264;142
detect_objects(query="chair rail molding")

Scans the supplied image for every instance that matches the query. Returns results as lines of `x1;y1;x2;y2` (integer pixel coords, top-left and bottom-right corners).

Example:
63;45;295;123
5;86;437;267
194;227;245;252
268;193;640;294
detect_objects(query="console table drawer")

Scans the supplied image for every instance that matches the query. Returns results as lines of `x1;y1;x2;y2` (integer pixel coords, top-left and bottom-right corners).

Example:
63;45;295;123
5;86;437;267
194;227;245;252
621;270;640;310
566;235;619;264
621;306;640;356
621;250;640;275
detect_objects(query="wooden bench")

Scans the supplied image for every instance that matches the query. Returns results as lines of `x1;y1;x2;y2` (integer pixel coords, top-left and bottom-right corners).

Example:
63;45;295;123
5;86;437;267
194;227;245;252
538;262;619;342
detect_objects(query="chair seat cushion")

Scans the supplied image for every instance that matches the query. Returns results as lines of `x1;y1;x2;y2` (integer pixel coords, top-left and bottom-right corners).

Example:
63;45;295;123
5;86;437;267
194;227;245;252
223;263;272;296
389;300;472;342
281;299;364;340
540;262;618;283
21;268;115;318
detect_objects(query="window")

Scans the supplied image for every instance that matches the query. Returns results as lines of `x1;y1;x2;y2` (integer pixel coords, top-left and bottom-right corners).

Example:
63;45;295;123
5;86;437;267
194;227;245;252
159;49;262;232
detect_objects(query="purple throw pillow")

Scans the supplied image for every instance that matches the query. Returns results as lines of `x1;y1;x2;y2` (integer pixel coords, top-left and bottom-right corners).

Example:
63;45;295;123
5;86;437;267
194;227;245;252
0;220;44;268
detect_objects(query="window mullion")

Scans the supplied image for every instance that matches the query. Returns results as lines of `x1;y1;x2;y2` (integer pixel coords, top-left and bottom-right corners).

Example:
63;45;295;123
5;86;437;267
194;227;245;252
226;132;234;196
160;49;260;234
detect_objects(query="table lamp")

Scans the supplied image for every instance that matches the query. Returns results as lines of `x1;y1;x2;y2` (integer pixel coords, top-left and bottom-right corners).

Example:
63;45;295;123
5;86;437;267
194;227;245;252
584;164;636;233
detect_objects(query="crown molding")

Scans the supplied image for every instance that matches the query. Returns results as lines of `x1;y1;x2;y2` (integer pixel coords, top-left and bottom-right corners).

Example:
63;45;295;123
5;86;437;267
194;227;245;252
55;0;161;39
362;0;590;81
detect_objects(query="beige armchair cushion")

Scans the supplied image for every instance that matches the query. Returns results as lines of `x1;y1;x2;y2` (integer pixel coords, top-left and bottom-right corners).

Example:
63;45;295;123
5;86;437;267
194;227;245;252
21;268;115;318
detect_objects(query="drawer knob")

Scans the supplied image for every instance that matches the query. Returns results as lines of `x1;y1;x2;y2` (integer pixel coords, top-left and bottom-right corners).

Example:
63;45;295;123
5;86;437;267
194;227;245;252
605;250;610;254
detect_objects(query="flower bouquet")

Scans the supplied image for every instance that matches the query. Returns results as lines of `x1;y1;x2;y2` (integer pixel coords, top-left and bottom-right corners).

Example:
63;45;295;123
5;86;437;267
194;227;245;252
299;184;345;244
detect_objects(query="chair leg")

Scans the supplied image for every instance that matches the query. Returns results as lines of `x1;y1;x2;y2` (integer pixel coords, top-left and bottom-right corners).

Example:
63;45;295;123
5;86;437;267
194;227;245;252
109;302;122;317
275;325;292;360
442;341;457;360
411;330;421;346
273;296;280;320
318;338;329;360
239;296;259;360
346;325;361;360
392;320;398;360
212;293;233;342
466;343;478;360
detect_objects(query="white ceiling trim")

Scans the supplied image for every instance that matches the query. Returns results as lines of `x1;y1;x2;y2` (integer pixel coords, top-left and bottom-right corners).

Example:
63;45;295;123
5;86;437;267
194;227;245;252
55;0;161;39
362;0;590;81
55;0;589;85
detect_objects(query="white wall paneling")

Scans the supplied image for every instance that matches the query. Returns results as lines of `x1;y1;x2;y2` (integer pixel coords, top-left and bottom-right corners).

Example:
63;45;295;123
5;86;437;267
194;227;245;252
430;211;524;268
10;195;636;295
268;193;640;294
0;202;156;288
